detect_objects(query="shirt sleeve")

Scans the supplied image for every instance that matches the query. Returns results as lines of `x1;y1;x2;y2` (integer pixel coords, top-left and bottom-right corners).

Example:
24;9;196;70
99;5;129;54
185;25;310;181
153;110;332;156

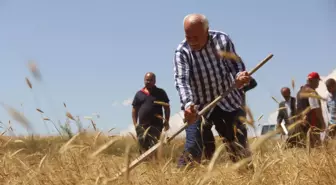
308;97;320;109
218;34;246;79
161;89;170;103
132;92;141;107
242;77;257;92
174;50;193;110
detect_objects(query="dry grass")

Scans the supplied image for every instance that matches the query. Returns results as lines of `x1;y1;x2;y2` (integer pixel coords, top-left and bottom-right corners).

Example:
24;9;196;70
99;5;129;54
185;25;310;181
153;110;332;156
2;59;335;184
0;131;336;185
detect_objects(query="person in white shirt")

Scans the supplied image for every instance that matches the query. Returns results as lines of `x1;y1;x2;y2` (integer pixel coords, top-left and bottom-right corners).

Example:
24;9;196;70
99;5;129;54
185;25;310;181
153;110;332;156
277;87;296;145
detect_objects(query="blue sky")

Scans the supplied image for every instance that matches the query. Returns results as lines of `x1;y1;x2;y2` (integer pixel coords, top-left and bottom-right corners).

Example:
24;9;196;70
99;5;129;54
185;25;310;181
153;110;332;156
0;0;335;135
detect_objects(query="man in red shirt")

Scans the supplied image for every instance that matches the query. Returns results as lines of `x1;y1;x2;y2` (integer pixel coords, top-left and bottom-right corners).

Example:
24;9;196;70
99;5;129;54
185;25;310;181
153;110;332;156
295;72;326;148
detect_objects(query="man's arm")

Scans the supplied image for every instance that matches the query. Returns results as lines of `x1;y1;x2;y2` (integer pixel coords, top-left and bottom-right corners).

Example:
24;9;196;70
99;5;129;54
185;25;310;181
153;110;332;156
219;34;246;79
161;89;171;122
277;103;284;125
243;78;257;92
131;93;140;126
308;97;326;129
132;107;138;126
174;50;193;110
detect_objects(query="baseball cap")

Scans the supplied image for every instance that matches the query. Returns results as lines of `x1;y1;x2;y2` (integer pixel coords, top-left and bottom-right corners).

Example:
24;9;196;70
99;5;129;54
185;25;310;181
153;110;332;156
307;72;321;80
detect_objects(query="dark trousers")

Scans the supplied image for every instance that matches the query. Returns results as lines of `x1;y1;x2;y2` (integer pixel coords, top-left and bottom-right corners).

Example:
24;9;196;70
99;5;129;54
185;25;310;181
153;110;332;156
178;106;249;167
135;124;163;153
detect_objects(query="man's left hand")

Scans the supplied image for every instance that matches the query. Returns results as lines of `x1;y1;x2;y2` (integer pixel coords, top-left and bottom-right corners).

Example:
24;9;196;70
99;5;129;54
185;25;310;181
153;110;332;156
235;71;251;89
163;120;170;131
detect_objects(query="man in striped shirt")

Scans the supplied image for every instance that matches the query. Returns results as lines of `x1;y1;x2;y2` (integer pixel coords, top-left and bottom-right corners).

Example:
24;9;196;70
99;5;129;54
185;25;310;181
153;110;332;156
173;13;251;167
326;78;336;138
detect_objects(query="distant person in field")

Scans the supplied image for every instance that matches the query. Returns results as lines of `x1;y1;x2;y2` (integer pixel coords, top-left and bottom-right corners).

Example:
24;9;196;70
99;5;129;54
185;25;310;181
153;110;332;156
295;72;326;148
173;13;251;167
276;87;297;139
131;72;170;154
325;78;336;138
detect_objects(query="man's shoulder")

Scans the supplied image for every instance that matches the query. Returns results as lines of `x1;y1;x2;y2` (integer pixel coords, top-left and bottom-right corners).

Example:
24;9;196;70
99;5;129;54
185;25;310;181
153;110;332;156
279;101;286;106
209;30;229;37
154;86;167;93
134;90;143;97
327;93;334;101
175;39;190;54
209;30;231;41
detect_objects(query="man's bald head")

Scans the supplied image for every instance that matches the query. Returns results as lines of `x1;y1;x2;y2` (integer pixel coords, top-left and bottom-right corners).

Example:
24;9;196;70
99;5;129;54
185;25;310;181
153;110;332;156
281;87;291;101
144;72;156;89
325;78;336;94
183;14;209;31
183;14;209;51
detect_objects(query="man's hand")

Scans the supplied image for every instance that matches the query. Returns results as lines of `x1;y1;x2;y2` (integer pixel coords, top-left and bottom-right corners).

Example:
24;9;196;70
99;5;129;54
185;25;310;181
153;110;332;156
184;104;198;125
235;71;251;89
163;120;170;131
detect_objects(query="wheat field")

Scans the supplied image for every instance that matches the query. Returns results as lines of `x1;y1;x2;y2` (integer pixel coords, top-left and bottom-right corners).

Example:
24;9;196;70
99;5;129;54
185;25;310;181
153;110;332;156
1;61;335;184
1;129;336;185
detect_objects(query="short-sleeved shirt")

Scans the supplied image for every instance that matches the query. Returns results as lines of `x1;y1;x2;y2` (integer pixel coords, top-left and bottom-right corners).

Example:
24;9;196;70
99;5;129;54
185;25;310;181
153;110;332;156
132;86;169;127
327;92;336;124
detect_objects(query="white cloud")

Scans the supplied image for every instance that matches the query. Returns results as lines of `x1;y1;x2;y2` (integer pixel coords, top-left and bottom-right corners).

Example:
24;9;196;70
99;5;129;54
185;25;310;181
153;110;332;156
122;98;132;106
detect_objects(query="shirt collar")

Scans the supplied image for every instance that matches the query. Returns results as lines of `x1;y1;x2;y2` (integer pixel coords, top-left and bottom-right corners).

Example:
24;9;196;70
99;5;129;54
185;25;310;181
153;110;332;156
140;86;156;96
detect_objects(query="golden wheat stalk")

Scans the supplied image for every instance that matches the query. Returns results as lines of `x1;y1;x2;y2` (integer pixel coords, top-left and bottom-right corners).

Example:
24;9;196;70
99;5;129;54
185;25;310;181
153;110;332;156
108;128;115;133
38;154;48;169
156;131;165;161
124;144;131;182
84;116;93;120
272;96;279;104
128;132;137;141
28;60;42;81
292;78;295;91
245;106;255;127
90;120;97;131
142;126;151;141
306;127;312;154
25;77;32;89
218;51;241;61
10;148;26;158
66;112;75;121
257;114;264;121
89;137;120;158
93;131;102;146
198;144;226;185
2;103;32;130
299;92;326;101
59;133;81;153
36;108;44;114
153;101;170;107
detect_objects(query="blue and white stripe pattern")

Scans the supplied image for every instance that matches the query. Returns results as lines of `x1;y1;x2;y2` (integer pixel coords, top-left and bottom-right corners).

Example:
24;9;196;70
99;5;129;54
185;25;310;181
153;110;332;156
327;93;336;124
173;30;246;117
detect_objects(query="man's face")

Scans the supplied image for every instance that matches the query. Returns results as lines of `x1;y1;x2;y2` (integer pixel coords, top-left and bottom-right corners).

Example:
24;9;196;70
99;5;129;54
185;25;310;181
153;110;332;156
184;23;208;51
281;88;291;101
310;79;320;89
144;74;155;89
327;82;336;94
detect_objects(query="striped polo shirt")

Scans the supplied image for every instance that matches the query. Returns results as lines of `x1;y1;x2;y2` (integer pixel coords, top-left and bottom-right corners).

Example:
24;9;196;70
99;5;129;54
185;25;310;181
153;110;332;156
173;30;246;117
327;92;336;124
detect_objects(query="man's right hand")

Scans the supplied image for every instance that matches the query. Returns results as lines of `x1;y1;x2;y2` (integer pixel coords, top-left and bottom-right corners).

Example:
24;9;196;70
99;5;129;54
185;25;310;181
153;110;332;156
184;104;198;125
